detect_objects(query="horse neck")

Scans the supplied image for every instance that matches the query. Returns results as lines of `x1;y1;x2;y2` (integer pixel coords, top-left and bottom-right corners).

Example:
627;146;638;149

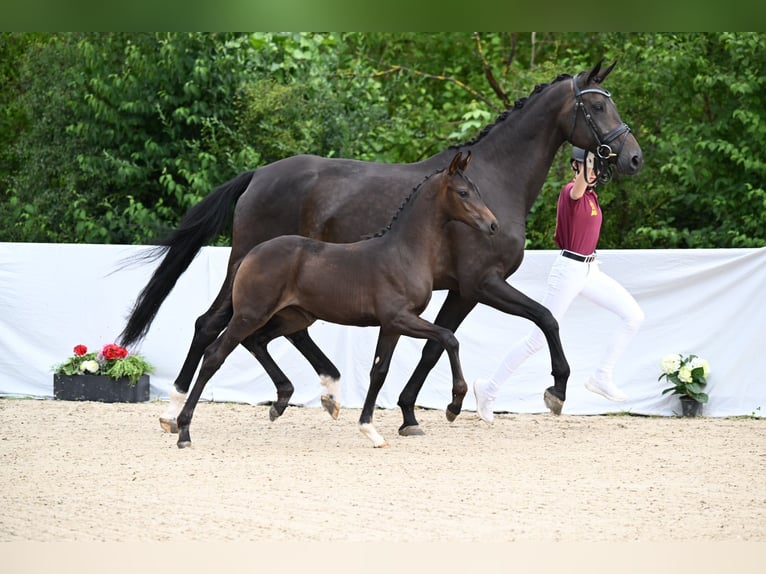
451;79;571;216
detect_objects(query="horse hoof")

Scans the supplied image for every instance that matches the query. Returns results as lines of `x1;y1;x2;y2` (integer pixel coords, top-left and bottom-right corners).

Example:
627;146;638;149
445;404;461;422
320;394;340;420
398;425;425;437
160;417;178;434
269;405;292;422
359;422;388;447
177;440;191;449
544;389;564;415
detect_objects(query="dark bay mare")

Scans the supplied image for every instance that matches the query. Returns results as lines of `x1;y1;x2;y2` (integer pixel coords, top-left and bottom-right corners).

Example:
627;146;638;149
120;61;643;435
175;152;498;448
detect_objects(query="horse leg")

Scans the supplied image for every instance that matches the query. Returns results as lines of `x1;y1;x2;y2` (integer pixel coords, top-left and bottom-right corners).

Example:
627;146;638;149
474;276;571;414
160;290;234;433
240;330;296;422
392;313;471;427
285;329;342;419
358;332;400;448
176;318;255;448
397;291;476;436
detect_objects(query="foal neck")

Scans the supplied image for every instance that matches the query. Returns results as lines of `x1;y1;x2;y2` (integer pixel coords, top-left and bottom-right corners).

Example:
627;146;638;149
380;176;452;252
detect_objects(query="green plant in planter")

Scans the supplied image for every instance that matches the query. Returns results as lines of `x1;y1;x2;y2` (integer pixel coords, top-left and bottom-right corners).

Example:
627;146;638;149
659;353;710;403
54;344;153;386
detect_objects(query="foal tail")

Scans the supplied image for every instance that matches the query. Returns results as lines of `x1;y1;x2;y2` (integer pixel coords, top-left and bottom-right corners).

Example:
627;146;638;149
119;169;255;347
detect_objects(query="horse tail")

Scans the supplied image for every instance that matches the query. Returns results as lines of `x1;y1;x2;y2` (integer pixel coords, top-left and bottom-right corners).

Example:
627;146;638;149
119;169;256;347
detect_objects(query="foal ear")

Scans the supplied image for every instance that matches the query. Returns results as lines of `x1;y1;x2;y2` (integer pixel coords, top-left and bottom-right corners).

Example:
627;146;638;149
460;150;472;172
449;151;463;175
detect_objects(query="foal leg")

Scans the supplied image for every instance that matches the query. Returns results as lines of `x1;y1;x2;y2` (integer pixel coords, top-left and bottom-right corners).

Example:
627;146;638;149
176;317;259;448
397;291;476;435
358;333;400;448
160;289;234;433
241;312;339;420
285;329;342;419
240;332;295;422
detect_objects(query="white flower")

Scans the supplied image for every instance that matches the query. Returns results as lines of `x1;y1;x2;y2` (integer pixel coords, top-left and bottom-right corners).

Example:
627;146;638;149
80;360;99;374
678;365;693;383
660;353;681;375
688;356;711;377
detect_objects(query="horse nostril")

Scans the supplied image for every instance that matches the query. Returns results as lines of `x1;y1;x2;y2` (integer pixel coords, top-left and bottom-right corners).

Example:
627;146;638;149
490;221;498;233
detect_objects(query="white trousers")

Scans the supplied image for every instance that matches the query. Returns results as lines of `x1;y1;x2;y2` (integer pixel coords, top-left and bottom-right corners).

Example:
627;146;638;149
487;254;644;393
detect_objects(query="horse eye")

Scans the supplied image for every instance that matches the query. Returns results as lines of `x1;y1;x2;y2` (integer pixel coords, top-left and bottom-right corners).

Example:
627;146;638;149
593;102;604;112
457;190;469;198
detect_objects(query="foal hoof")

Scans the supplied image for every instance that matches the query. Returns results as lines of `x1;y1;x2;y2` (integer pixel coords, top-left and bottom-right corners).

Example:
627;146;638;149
269;405;282;422
320;394;340;420
177;440;191;449
398;424;425;437
160;417;178;434
544;388;564;415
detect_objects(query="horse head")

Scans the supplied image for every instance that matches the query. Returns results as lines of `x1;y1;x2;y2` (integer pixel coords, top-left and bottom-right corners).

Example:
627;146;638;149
442;151;498;236
567;60;643;181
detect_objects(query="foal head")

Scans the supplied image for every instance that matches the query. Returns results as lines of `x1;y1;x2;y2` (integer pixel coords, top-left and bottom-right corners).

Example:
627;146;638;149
435;151;498;236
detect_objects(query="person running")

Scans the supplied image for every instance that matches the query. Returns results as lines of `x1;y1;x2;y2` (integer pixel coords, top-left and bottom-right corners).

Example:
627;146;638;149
473;146;644;424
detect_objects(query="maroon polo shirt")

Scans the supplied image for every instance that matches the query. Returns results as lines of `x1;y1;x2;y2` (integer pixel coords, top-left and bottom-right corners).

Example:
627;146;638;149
553;181;602;255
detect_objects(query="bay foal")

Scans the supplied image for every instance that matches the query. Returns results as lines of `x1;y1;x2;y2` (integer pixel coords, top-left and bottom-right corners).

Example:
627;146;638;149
175;151;498;448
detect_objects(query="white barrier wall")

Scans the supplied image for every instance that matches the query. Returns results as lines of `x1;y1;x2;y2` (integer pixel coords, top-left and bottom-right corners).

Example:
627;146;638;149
1;243;764;417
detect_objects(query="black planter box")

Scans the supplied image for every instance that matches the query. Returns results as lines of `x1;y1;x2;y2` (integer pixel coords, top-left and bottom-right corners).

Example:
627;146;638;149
679;395;702;417
53;374;150;403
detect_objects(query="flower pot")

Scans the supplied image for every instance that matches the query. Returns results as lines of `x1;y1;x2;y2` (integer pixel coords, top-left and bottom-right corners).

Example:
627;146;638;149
679;395;702;417
53;374;150;403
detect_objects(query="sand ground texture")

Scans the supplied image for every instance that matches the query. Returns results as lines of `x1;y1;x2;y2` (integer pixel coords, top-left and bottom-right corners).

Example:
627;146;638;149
1;399;764;542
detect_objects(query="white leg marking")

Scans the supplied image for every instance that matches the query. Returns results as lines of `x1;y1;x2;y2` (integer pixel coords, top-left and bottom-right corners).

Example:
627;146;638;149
359;423;388;448
319;375;341;404
162;387;187;419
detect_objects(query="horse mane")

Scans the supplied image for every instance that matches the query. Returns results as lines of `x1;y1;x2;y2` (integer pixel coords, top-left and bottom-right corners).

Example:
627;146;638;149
451;73;572;149
364;72;573;240
364;167;443;239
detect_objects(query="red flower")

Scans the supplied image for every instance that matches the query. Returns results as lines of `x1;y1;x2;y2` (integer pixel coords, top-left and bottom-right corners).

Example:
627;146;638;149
101;343;129;361
73;345;88;356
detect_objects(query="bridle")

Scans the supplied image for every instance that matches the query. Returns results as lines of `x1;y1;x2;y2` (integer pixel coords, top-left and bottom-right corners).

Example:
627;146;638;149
569;77;631;185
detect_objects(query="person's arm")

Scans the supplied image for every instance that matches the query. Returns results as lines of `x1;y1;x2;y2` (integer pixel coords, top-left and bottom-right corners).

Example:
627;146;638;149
569;164;588;200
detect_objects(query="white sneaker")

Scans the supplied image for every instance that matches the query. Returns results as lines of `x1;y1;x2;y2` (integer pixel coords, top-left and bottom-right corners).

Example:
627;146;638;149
585;376;627;402
473;378;496;424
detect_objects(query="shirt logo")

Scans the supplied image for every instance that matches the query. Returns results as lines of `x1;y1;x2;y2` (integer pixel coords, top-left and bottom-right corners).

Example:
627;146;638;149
589;198;598;216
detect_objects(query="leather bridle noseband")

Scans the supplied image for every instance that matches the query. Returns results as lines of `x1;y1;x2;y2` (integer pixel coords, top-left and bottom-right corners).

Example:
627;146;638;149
569;77;631;184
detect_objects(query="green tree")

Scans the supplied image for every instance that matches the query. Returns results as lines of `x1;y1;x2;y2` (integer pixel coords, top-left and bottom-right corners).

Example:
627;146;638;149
2;32;764;249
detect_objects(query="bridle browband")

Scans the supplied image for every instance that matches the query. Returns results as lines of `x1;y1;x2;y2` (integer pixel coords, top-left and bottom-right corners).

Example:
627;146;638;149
569;76;631;184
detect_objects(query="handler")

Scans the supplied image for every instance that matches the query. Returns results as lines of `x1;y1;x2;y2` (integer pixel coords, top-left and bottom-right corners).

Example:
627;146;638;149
474;146;644;423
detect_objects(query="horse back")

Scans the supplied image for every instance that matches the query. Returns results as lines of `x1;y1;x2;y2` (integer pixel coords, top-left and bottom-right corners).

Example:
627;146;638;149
231;154;441;261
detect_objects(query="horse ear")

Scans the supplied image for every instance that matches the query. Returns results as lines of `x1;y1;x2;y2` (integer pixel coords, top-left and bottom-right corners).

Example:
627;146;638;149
449;152;463;175
461;150;472;172
587;59;604;84
599;61;617;83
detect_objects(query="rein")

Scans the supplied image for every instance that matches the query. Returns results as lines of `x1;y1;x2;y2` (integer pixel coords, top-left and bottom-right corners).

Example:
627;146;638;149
569;77;631;185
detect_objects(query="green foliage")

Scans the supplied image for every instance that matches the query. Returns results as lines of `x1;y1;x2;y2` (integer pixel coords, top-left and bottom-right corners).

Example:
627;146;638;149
602;32;766;249
104;355;154;386
1;32;765;249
